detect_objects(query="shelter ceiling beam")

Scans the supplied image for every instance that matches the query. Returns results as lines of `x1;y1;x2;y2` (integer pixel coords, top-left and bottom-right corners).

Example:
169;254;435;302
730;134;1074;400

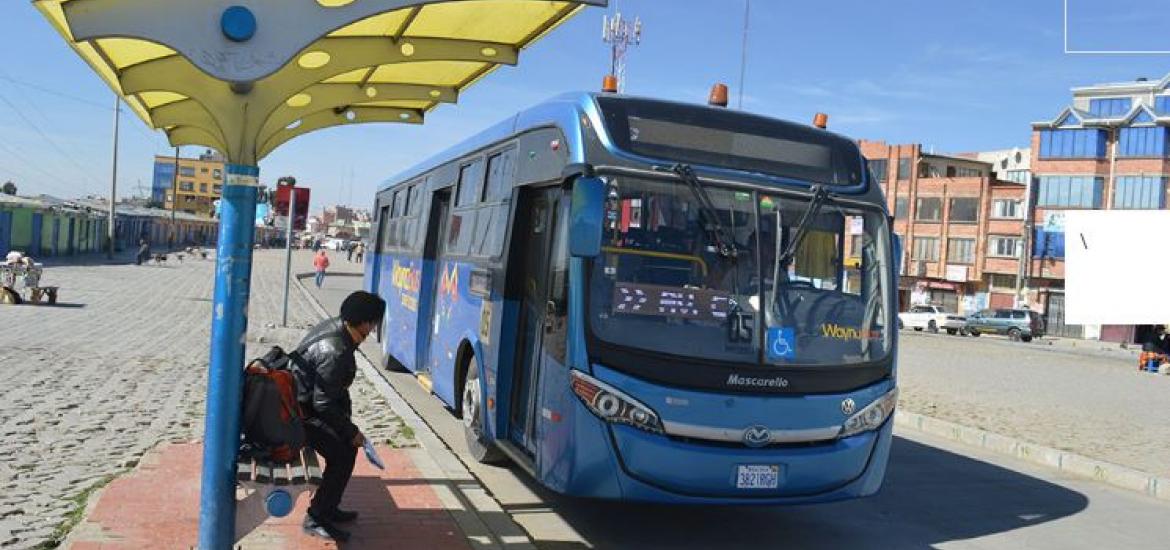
257;106;421;160
257;83;456;142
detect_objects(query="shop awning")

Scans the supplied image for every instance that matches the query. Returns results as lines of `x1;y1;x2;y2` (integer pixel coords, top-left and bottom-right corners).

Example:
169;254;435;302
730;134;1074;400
35;0;604;164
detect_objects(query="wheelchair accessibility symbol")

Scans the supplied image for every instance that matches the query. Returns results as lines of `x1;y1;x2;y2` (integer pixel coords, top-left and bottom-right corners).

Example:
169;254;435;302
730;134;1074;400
767;327;796;360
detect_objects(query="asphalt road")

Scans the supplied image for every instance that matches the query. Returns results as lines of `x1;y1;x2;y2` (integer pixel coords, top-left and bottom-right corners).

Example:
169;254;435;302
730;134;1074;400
307;265;1170;550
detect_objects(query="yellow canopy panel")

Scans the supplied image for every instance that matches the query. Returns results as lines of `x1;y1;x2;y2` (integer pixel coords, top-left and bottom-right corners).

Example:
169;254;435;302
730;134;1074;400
35;0;603;164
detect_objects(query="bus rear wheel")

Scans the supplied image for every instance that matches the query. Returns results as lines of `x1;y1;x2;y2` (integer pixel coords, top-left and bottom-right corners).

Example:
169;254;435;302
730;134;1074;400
461;358;504;464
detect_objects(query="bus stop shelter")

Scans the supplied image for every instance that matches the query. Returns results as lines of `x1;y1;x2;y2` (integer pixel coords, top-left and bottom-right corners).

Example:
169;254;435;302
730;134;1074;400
34;1;603;547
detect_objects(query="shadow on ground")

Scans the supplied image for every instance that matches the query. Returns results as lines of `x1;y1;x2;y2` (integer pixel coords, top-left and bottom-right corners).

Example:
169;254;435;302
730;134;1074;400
494;436;1089;550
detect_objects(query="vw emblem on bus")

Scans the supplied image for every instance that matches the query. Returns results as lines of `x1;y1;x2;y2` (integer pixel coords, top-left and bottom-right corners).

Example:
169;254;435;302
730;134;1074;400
742;425;771;448
841;398;856;416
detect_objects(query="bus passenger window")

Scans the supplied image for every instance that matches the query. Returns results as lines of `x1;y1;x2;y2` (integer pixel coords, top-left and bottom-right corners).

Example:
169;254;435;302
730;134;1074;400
483;149;515;202
457;161;483;206
392;189;404;217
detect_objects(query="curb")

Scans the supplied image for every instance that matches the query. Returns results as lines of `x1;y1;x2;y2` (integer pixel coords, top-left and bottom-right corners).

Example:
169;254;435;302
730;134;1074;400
292;271;535;550
894;410;1170;501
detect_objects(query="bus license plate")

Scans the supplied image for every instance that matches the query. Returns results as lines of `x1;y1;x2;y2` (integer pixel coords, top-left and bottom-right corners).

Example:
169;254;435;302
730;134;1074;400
735;465;779;489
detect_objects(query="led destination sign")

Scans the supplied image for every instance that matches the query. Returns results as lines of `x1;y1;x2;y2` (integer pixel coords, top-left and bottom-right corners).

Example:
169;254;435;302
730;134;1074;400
612;282;735;321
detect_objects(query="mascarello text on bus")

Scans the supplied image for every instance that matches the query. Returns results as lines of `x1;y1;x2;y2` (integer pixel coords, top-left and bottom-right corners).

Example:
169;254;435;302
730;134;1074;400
364;92;899;504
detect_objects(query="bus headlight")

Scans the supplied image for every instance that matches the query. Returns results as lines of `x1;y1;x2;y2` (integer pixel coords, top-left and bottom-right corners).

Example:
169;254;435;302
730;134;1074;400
570;370;664;434
838;388;898;439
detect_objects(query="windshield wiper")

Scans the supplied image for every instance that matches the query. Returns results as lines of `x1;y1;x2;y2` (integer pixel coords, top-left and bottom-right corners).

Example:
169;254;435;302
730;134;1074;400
769;185;831;319
776;185;830;269
669;164;738;259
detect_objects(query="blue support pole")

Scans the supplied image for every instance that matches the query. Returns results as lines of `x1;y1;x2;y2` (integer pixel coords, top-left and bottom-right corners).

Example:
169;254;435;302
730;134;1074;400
198;163;259;550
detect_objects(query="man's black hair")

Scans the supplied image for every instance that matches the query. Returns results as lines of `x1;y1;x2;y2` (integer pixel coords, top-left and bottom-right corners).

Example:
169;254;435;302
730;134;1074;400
340;290;386;325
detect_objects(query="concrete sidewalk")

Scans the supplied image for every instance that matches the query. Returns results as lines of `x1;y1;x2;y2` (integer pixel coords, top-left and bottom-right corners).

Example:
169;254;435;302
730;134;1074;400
67;442;470;550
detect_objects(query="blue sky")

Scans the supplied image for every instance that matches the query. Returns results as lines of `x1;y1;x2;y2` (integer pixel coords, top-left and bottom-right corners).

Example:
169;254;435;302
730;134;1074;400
1;0;1169;211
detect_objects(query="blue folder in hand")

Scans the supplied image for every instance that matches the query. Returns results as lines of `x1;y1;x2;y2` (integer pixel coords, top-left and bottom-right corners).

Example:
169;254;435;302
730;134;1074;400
362;439;385;470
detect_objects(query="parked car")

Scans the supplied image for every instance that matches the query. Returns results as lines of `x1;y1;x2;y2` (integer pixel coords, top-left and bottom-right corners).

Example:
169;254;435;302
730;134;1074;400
898;305;966;335
963;308;1045;342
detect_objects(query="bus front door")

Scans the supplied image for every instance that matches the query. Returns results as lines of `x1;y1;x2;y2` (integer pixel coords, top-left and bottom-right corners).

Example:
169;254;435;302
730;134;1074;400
509;187;563;455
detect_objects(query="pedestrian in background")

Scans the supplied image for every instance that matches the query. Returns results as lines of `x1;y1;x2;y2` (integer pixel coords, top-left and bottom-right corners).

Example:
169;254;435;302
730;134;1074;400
135;239;150;266
354;242;364;264
313;249;330;288
293;290;386;542
346;241;354;262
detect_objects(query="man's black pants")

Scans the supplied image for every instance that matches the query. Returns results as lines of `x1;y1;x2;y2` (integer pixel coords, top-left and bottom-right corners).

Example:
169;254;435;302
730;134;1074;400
305;423;357;518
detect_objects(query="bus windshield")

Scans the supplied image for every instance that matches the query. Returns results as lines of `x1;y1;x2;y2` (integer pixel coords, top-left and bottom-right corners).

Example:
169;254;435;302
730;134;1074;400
587;175;891;367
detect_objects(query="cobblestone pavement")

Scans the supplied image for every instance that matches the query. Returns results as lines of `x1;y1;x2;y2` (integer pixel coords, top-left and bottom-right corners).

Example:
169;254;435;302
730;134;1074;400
0;249;413;549
898;330;1170;477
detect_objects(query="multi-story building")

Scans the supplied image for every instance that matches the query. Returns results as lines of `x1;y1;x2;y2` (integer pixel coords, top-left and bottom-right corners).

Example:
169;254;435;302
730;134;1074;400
859;140;1029;315
1028;74;1170;342
150;149;225;217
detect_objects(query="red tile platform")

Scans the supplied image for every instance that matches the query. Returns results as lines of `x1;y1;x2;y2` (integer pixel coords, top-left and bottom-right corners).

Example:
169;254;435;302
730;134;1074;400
67;443;472;550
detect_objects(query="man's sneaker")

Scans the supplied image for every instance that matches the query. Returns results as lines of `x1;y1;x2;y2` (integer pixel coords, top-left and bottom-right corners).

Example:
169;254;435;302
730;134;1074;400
303;512;351;542
331;508;359;523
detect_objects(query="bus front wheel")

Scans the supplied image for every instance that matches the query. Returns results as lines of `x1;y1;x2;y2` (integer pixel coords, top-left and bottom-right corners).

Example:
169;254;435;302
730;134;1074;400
460;357;504;464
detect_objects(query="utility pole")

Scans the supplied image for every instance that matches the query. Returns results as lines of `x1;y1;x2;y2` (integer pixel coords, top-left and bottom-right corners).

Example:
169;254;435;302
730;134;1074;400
107;96;120;259
737;0;750;109
602;12;642;93
280;177;297;327
171;146;181;248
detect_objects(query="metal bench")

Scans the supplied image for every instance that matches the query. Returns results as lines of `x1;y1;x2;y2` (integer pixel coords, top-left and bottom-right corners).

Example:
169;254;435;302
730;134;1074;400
236;448;321;518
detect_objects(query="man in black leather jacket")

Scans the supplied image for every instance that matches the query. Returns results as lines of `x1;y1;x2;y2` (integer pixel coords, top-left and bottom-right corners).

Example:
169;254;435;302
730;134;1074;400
295;290;385;542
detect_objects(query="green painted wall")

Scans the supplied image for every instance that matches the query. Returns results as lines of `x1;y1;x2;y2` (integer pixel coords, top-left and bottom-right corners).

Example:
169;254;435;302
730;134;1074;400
9;208;32;248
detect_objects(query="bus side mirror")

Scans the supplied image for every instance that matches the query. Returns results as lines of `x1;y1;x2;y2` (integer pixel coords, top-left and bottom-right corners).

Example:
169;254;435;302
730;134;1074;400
569;176;605;257
891;233;902;268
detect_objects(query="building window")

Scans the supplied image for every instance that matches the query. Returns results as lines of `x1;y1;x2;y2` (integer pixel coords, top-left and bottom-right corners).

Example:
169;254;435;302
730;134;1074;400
989;236;1020;258
1038;129;1108;159
199;183;207;193
988;273;1018;290
1003;170;1031;184
212;169;222;180
915;197;942;221
991;199;1022;219
1088;97;1132;117
1118;127;1168;157
897;158;911;180
947;238;975;264
212;184;222;194
200;167;209;174
179;181;194;192
912;237;939;261
1036;176;1104;208
867;158;888;183
178;166;195;177
456;160;482;207
955;166;982;178
948;197;979;223
894;196;909;219
1114;175;1165;209
1156;96;1170;115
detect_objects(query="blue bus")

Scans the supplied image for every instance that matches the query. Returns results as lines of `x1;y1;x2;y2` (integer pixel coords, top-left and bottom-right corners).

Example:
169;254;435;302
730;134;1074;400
365;92;899;503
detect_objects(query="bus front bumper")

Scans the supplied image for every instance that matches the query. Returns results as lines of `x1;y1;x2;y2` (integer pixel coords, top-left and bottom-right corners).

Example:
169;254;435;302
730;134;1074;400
602;418;892;504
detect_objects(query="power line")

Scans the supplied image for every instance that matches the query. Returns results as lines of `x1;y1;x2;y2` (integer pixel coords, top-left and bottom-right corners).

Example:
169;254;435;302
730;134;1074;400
0;88;102;196
0;146;82;198
0;75;113;111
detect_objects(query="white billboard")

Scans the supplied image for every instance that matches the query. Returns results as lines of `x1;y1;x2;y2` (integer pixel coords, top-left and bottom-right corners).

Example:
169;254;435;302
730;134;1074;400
1065;209;1170;324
